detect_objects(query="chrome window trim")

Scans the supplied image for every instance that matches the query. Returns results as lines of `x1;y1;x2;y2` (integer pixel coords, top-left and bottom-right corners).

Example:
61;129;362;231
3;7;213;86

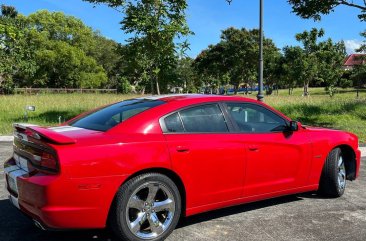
159;102;232;134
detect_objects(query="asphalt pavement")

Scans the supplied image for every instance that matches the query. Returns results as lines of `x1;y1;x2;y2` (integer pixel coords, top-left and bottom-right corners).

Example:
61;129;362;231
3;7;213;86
1;141;365;241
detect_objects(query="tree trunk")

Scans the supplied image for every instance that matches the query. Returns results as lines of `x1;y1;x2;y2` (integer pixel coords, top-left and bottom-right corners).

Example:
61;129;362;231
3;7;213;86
234;84;238;95
140;86;146;95
150;78;154;95
131;80;139;94
156;79;160;95
303;81;309;96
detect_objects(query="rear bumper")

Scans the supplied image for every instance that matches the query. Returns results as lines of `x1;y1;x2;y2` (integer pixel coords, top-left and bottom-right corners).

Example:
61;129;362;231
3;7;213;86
4;157;127;229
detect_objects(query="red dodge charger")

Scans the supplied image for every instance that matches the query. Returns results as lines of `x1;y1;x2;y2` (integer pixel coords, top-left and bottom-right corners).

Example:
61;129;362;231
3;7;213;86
4;94;361;241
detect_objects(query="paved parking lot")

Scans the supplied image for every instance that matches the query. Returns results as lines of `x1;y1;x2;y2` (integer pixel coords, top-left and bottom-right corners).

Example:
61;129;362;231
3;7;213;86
1;141;365;241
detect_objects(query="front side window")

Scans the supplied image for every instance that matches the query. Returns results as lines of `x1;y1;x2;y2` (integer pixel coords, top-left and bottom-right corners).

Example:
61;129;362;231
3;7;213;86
163;104;229;133
70;99;165;131
226;103;287;133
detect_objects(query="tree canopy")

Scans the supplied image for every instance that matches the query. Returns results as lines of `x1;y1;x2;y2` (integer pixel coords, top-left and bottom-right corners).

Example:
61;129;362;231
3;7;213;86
193;27;280;94
0;5;36;93
0;6;123;92
288;0;366;21
282;28;346;96
0;3;362;96
83;0;191;94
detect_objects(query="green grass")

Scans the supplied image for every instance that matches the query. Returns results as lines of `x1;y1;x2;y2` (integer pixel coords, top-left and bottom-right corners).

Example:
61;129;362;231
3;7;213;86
265;88;366;143
0;93;139;135
0;88;365;143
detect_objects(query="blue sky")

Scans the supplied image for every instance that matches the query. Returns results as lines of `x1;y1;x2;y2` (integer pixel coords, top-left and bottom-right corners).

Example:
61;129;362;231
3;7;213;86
3;0;365;57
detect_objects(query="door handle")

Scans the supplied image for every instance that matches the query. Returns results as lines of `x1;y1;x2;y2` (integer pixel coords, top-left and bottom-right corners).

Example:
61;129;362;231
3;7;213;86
176;146;190;152
248;145;259;151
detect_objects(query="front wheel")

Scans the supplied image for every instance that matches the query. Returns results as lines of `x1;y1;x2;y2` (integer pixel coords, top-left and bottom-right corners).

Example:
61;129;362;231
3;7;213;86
110;173;181;241
318;148;347;197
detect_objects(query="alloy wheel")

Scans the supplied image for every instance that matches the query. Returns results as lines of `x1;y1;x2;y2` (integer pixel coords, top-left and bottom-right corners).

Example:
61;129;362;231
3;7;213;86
337;156;346;190
125;182;175;240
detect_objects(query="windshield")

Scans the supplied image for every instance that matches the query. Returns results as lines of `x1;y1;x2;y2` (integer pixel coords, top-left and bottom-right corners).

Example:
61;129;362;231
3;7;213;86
70;99;165;131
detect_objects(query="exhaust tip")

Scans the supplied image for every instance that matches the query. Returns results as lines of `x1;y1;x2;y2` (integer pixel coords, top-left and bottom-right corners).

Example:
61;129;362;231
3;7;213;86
33;220;46;230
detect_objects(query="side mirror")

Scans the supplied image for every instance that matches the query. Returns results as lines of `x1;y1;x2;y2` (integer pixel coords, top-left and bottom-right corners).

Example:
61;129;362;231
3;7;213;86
289;121;299;131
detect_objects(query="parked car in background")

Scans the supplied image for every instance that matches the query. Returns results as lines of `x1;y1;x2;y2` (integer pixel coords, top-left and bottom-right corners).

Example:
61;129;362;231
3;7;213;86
4;94;361;241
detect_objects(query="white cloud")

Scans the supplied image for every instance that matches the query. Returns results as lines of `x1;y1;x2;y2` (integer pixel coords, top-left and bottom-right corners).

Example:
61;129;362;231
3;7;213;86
344;40;363;54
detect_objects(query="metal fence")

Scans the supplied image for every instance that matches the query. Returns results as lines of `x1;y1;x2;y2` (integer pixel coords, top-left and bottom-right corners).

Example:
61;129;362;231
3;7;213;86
14;88;118;94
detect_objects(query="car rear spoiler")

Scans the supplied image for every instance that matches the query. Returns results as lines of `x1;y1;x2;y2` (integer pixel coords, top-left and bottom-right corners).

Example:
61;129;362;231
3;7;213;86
13;123;76;145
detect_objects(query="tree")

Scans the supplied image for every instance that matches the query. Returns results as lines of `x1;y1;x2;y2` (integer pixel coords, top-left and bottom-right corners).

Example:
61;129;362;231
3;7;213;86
0;5;37;93
1;5;17;18
289;1;366;97
351;63;366;98
193;27;280;94
193;43;229;93
118;41;150;94
24;10;109;88
221;28;259;93
357;30;366;52
26;12;121;83
0;7;117;90
89;33;122;88
280;46;305;95
262;42;281;94
33;41;107;88
26;10;97;52
84;0;191;94
0;5;19;92
175;57;198;93
293;28;346;96
317;39;347;96
288;0;366;21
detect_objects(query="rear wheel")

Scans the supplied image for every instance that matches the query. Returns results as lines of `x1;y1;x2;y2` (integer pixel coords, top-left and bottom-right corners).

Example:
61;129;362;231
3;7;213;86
319;148;346;197
110;173;181;241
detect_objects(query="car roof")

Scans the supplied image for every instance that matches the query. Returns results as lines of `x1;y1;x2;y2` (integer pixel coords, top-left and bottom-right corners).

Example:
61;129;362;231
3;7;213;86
139;94;258;103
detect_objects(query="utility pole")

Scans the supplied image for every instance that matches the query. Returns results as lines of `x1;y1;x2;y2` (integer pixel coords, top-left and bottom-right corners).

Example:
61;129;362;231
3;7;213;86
226;0;264;101
257;0;264;102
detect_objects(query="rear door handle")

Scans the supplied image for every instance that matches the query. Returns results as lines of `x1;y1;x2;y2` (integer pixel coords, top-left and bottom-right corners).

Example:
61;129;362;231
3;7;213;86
248;145;259;151
176;146;190;152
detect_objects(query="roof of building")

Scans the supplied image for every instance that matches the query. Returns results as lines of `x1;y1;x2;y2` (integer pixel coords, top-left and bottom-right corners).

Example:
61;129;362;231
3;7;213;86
344;54;366;66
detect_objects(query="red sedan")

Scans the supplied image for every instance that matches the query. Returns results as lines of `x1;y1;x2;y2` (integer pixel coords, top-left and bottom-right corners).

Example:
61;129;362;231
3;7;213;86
4;94;361;241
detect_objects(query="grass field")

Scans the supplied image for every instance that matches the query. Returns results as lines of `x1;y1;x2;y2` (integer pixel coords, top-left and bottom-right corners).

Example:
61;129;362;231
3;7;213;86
0;88;365;143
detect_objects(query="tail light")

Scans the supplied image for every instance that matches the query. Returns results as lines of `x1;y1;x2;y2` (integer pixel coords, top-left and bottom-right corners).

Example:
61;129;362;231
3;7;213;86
37;152;59;173
28;149;59;174
13;124;60;174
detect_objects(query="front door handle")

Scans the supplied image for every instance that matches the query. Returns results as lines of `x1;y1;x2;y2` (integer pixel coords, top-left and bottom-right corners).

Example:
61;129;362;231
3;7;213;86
176;146;190;153
248;145;259;151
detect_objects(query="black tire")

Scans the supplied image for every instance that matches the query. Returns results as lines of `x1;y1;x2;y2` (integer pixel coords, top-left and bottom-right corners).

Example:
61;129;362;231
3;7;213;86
109;173;181;241
318;148;347;197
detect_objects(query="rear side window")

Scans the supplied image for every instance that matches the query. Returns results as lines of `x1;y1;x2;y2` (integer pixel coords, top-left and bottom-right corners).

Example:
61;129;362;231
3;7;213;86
70;99;165;131
163;104;228;133
165;113;185;133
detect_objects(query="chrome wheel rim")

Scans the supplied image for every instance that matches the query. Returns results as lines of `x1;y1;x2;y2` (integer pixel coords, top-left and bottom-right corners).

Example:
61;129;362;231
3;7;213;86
337;156;346;190
125;182;175;240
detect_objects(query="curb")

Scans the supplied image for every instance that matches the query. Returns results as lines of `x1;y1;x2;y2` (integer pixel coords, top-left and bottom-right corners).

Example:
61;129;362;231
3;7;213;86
0;136;13;142
359;147;366;158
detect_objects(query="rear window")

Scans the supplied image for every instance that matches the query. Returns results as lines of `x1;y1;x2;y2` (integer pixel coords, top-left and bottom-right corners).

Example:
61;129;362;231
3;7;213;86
70;99;165;131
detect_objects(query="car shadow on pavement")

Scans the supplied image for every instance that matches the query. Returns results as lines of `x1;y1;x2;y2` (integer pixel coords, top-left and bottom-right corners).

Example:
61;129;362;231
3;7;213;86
296;191;337;199
0;193;315;241
176;194;304;229
0;199;112;241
